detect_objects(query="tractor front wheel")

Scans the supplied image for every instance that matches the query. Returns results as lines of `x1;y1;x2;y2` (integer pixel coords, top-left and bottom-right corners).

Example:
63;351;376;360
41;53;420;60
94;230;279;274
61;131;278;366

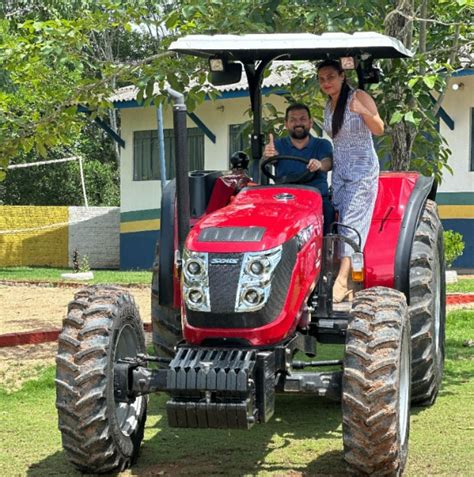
342;287;411;476
56;286;147;474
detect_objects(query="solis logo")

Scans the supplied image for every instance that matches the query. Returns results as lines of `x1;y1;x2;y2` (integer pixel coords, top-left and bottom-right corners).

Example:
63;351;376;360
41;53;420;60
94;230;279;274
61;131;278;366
274;193;295;201
210;258;239;265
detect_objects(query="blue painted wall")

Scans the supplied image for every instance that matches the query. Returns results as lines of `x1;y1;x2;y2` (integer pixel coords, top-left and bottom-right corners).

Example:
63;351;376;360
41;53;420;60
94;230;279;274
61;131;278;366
120;230;160;270
441;219;473;269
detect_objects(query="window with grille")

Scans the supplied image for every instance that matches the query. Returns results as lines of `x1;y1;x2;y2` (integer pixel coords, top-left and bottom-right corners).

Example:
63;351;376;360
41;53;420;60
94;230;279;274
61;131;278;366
229;123;251;161
133;128;204;181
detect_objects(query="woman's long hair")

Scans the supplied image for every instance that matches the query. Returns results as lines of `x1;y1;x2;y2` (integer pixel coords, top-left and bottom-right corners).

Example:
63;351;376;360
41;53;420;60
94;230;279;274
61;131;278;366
317;59;350;138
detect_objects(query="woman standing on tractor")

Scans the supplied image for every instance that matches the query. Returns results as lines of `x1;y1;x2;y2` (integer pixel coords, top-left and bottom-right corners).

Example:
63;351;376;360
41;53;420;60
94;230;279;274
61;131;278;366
318;59;384;303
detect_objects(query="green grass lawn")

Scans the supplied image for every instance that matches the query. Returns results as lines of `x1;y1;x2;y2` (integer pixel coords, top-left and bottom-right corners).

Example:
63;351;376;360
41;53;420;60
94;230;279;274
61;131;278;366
0;309;472;476
0;266;152;286
446;278;474;294
1;267;473;293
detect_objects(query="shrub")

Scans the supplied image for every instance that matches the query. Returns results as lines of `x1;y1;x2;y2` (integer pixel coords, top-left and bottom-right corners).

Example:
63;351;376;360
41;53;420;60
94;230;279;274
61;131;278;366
79;255;90;273
444;230;465;269
71;249;91;273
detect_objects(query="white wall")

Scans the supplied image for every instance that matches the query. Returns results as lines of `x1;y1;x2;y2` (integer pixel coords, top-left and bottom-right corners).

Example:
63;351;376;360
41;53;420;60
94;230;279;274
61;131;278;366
119;94;288;214
68;207;120;269
438;76;474;193
120;106;164;214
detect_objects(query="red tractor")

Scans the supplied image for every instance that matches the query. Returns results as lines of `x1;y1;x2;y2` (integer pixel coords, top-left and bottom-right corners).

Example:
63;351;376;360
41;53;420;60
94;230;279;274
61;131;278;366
56;33;445;476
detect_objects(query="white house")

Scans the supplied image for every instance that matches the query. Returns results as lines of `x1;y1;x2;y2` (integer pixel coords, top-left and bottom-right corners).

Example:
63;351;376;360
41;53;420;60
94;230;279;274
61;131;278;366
111;67;473;270
435;70;474;270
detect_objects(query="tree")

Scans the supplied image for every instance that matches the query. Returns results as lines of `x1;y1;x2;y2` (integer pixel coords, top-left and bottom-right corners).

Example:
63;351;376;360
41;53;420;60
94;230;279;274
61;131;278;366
380;0;472;178
1;0;472;185
177;0;471;180
0;124;119;206
0;1;180;180
0;1;169;203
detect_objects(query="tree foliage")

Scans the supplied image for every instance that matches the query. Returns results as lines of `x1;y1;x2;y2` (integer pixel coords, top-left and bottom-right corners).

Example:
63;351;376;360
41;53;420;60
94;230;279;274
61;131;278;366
0;124;119;206
0;0;472;190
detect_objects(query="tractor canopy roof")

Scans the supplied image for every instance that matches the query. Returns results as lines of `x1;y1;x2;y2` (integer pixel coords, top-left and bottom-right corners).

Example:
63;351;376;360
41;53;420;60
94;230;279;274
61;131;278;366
168;32;413;62
168;32;413;174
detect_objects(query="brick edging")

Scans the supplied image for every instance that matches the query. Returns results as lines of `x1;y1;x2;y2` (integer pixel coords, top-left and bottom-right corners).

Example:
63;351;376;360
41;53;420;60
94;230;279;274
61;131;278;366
0;280;149;289
446;294;474;305
0;322;153;348
0;329;61;347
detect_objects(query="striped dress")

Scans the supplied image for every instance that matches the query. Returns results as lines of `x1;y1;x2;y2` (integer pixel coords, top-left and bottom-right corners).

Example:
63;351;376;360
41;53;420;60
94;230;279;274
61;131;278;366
323;89;379;256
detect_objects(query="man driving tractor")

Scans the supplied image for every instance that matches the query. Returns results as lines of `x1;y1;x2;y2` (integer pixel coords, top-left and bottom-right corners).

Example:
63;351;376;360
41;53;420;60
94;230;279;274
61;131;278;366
263;103;335;234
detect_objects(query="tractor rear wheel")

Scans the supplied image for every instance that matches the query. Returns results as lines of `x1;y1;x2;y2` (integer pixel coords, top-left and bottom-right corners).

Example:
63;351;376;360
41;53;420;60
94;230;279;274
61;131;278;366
151;268;182;363
56;286;147;474
342;287;411;476
409;199;446;406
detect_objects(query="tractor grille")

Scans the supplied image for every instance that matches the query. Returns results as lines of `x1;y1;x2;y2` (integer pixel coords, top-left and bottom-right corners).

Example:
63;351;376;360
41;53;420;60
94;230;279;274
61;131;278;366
208;253;243;313
186;238;298;329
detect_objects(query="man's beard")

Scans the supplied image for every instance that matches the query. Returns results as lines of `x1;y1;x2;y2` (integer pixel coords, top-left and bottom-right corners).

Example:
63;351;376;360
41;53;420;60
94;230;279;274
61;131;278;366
289;127;310;139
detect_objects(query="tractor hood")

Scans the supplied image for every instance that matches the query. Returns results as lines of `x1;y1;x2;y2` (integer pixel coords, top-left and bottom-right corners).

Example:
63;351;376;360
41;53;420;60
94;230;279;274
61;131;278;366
186;186;323;253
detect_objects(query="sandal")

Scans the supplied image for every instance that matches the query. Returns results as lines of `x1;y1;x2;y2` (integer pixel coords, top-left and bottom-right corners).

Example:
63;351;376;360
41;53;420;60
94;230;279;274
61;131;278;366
333;280;354;303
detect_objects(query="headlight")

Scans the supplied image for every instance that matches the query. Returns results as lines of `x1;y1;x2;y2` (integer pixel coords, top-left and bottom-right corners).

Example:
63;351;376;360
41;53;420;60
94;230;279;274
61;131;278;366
241;286;266;308
235;245;282;312
185;287;205;305
182;249;210;312
185;257;206;280
246;257;269;277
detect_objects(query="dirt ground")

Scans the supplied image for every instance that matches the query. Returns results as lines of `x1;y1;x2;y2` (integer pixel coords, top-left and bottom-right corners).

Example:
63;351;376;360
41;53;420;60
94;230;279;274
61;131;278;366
0;283;151;334
0;284;152;391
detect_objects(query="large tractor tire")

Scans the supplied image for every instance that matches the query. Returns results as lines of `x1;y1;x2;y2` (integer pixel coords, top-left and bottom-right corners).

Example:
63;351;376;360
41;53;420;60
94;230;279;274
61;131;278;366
408;199;446;406
151;263;182;363
342;287;411;476
56;286;147;474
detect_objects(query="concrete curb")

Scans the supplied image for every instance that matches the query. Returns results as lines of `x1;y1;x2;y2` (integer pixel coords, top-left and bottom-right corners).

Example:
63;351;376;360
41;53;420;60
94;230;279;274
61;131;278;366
1;295;472;348
0;280;150;289
0;322;153;348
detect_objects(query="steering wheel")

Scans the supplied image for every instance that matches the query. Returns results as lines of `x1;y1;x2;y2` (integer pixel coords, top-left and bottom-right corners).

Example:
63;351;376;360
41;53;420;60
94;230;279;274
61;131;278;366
261;155;316;185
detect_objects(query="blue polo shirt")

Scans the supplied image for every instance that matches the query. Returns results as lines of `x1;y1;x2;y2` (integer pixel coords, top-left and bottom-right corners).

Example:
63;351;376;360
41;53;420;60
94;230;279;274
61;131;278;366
274;136;332;197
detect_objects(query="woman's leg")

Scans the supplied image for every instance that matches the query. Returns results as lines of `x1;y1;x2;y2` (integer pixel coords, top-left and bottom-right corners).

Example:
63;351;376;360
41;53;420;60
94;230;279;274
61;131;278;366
332;174;378;303
331;175;353;302
333;256;353;303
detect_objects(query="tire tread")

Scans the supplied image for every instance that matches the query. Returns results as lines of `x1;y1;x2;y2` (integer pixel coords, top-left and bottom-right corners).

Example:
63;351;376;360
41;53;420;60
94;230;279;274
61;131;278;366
56;285;146;474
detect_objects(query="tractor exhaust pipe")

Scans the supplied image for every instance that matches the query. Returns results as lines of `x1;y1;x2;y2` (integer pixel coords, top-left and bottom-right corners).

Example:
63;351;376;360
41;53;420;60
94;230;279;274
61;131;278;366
166;88;190;252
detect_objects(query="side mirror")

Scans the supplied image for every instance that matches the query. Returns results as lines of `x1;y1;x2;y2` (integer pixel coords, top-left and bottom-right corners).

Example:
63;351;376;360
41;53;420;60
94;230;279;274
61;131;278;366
210;62;242;86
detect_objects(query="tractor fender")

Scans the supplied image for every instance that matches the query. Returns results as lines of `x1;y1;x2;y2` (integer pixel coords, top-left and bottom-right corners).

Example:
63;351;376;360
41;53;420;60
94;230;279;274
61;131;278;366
394;175;435;300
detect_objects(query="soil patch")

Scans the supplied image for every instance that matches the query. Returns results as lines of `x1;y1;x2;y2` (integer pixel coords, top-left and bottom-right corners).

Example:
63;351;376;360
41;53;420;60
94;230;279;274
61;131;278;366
0;283;151;334
0;284;151;392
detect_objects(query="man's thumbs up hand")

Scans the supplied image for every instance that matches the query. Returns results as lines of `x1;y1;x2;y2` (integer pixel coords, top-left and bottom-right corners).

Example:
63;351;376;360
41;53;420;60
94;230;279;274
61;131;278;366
264;133;278;158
